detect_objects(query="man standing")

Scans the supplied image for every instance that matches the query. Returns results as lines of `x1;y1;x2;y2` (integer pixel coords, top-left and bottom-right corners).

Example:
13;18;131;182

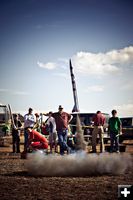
52;105;73;155
12;114;22;153
46;111;57;153
91;111;105;153
108;110;122;153
24;108;35;152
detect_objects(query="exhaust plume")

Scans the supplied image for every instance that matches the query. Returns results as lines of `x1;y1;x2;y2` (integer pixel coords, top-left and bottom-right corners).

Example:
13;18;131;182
75;115;87;151
26;152;132;177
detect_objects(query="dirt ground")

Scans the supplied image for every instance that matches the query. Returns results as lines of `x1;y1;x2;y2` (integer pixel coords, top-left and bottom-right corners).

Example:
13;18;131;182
0;141;133;200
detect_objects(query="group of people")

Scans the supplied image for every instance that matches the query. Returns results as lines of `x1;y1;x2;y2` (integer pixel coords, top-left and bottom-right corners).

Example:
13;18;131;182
91;110;122;153
12;105;73;155
12;105;122;155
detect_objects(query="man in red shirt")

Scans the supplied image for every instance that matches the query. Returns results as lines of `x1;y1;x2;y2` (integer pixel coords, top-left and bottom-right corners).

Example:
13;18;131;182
52;105;73;155
28;128;48;150
91;111;105;153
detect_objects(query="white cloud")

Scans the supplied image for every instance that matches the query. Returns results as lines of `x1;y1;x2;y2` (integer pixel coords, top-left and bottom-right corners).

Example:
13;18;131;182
13;91;30;96
85;85;104;92
72;46;133;76
114;103;133;117
0;89;30;96
37;61;57;70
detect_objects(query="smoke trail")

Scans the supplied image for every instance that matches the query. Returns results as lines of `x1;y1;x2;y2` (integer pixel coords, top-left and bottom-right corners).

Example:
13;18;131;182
26;151;132;176
75;114;87;151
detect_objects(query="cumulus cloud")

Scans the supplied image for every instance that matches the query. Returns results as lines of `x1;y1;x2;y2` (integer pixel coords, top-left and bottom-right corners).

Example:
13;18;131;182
85;85;104;92
72;46;133;76
114;103;133;117
37;61;57;70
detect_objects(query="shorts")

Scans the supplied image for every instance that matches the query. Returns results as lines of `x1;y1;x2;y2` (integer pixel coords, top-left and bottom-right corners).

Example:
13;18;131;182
49;132;57;144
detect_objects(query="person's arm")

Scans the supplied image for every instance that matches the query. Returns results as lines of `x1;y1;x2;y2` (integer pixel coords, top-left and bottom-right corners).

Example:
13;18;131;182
68;114;73;123
27;114;35;123
118;118;122;133
18;120;22;128
108;118;110;132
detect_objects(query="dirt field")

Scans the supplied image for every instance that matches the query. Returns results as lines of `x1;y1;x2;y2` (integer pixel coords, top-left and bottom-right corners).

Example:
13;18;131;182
0;142;133;200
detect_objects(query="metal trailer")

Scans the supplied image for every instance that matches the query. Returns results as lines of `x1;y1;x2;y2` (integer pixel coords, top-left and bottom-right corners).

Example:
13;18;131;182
0;104;11;146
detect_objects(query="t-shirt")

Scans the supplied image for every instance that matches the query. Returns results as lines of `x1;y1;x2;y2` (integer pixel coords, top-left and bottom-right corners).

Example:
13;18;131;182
29;130;48;144
52;112;71;131
24;113;35;128
12;119;22;136
46;116;56;133
108;117;121;133
92;113;105;126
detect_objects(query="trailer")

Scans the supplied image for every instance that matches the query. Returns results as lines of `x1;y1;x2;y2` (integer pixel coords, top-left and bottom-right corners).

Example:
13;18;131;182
0;104;12;146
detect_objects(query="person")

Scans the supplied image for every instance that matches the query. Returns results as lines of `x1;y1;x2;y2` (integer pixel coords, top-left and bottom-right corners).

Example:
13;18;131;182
91;111;105;153
46;111;57;153
12;114;22;153
24;108;35;152
52;105;73;155
27;128;48;151
35;113;41;133
108;110;122;153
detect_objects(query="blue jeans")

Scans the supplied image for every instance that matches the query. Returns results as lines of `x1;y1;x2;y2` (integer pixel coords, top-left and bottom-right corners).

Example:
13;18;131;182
57;129;69;155
24;128;29;152
110;131;119;152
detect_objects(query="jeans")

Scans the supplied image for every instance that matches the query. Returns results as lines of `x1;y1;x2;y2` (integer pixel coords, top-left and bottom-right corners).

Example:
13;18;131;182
24;128;29;152
110;131;119;152
57;129;70;155
12;134;20;153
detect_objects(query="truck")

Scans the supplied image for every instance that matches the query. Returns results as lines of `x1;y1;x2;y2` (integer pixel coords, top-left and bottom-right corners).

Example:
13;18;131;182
0;104;12;146
119;117;133;143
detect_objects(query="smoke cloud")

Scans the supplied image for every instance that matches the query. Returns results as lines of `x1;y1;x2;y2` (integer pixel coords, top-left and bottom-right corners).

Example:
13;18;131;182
26;151;132;177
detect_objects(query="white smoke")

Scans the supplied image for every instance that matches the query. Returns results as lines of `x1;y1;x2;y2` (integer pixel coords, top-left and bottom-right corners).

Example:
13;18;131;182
75;115;87;151
26;151;132;177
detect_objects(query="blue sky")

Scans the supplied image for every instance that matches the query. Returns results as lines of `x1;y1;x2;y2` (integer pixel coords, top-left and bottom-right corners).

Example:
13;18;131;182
0;0;133;116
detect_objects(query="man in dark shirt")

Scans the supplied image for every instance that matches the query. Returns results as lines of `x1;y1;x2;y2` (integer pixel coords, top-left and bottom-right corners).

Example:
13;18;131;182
52;105;73;155
91;111;105;153
12;114;22;153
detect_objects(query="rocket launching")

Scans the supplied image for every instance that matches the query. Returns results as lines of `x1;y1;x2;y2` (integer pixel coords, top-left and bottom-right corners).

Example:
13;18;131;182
69;59;80;113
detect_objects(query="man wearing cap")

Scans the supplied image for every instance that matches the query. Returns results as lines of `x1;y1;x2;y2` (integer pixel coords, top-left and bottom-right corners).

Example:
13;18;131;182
24;108;35;152
52;105;73;155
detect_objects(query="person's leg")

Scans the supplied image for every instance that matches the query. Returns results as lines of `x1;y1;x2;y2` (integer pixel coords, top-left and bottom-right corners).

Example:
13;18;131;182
114;134;119;152
91;127;98;152
24;129;29;152
16;135;20;153
53;132;57;152
12;135;16;153
57;131;64;155
99;126;105;153
63;129;71;154
110;132;115;152
49;133;53;153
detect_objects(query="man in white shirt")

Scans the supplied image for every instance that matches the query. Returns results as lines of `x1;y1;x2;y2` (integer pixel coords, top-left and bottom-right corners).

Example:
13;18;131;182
24;108;35;152
46;111;57;153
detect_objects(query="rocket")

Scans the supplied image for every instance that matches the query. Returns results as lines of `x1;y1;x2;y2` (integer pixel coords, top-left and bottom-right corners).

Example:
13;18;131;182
69;59;80;113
